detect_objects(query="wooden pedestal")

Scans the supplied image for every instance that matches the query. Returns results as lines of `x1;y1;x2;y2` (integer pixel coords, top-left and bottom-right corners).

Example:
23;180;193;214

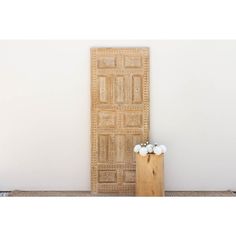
136;154;164;196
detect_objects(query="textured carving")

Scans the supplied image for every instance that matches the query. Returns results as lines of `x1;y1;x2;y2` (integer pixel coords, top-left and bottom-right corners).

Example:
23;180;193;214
98;57;116;68
98;170;117;183
91;48;149;195
98;135;109;162
98;76;109;103
125;56;142;68
123;113;142;128
132;75;143;103
98;111;116;128
115;135;126;162
124;170;136;183
115;76;125;103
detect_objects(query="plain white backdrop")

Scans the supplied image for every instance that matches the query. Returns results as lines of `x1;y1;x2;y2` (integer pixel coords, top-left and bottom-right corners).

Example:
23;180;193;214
0;40;236;191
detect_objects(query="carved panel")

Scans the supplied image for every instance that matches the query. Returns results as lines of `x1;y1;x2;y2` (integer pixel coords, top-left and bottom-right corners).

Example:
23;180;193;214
98;135;109;162
98;111;116;128
98;57;116;68
132;75;143;104
98;170;117;183
123;112;142;128
124;170;136;183
115;76;125;103
125;56;142;68
91;48;149;195
115;135;126;163
98;76;109;103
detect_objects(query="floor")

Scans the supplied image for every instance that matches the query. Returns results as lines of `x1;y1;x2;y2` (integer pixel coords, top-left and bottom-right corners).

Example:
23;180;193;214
4;190;235;197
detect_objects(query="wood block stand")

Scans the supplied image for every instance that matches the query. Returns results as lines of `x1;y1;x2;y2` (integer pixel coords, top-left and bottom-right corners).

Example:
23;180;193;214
136;154;164;196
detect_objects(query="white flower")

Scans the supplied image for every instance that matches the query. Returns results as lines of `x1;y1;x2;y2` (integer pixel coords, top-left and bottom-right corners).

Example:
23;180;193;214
159;145;167;154
146;144;153;153
139;147;148;156
133;144;142;153
153;146;162;155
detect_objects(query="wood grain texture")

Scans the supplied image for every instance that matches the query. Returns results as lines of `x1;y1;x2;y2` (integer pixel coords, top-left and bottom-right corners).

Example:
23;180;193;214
91;48;149;195
136;154;164;196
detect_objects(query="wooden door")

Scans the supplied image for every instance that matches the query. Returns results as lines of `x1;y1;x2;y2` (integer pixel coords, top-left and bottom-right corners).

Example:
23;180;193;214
91;48;149;195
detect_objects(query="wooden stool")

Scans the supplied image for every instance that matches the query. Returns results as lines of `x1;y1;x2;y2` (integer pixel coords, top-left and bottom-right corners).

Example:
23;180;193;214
136;154;164;196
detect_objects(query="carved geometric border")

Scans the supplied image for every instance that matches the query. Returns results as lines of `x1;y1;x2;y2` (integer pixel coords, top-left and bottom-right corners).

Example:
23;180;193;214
91;48;150;194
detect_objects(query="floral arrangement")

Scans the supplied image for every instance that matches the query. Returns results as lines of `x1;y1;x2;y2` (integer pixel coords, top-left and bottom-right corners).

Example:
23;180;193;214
133;142;167;157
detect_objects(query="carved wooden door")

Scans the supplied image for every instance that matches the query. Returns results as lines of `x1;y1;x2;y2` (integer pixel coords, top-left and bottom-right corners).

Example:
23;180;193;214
91;48;149;195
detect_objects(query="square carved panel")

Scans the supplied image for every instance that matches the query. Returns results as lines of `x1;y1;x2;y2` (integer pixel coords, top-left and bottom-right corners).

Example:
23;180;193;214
91;48;149;195
123;112;143;128
98;111;116;128
97;56;117;68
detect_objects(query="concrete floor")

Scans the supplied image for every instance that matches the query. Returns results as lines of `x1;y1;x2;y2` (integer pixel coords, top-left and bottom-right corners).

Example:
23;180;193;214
6;190;236;197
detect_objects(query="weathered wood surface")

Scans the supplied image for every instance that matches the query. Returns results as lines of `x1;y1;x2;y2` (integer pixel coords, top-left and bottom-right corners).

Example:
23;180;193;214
91;48;150;195
136;154;164;196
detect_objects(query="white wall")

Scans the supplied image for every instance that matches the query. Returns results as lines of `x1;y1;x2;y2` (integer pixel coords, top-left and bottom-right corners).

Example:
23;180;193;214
0;40;236;191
